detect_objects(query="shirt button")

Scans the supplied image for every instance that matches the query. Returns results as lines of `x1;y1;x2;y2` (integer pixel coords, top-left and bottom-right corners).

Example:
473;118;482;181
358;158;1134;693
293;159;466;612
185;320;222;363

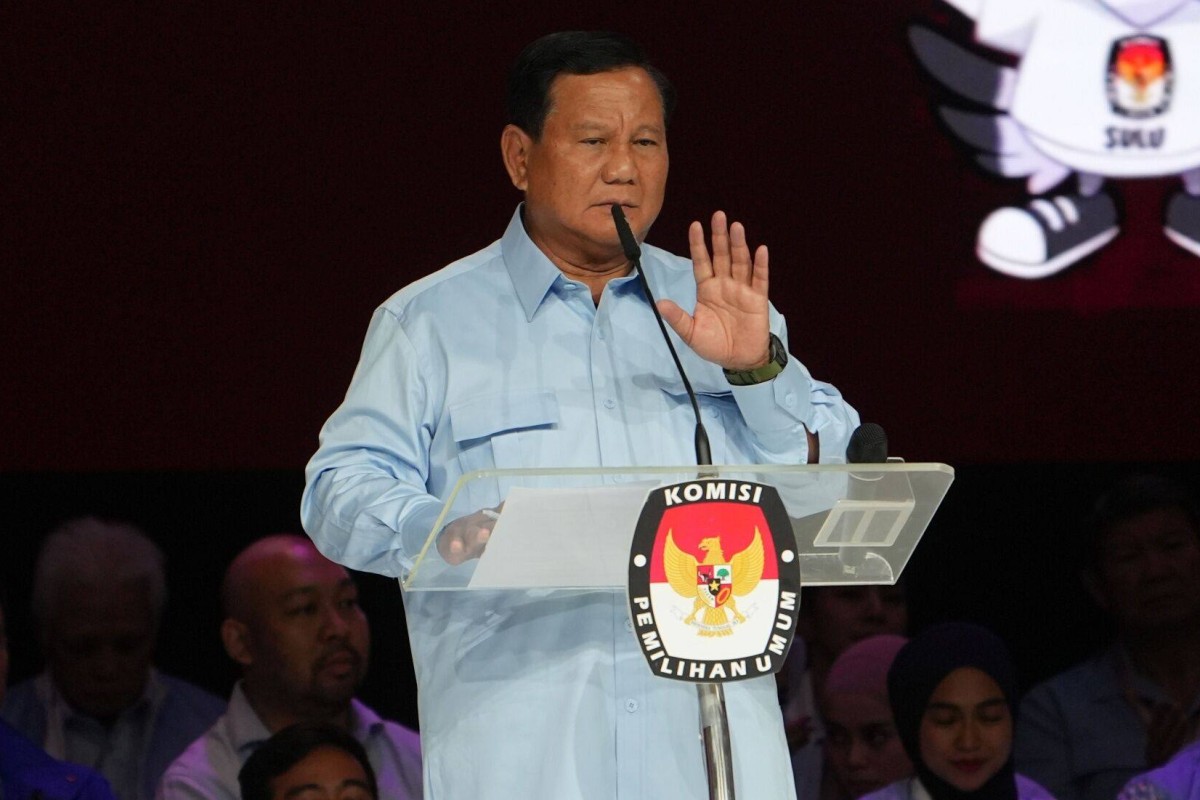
625;699;639;713
603;398;616;409
624;618;634;631
784;392;796;407
597;328;607;340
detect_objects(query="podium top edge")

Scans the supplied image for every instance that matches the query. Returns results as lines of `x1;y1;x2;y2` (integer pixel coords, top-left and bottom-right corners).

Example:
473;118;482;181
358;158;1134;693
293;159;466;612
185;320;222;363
459;463;955;480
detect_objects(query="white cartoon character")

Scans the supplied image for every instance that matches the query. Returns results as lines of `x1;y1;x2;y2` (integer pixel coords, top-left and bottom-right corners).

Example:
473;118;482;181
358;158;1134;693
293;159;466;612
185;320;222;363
911;0;1200;278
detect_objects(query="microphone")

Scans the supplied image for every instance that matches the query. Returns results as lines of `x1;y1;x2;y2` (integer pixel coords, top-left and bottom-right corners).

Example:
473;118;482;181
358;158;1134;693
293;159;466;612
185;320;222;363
846;422;888;465
611;204;712;466
841;423;889;574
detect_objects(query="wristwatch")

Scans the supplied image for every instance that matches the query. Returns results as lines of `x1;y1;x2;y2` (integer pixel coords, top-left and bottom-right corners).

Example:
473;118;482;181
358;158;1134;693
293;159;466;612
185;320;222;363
723;333;788;386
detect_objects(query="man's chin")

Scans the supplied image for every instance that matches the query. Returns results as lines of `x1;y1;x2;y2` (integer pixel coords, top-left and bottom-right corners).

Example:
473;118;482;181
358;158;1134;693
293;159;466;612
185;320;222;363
313;672;363;704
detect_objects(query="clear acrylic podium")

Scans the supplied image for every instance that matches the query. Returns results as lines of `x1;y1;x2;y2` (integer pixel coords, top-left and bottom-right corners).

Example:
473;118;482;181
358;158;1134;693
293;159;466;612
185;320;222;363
398;463;952;799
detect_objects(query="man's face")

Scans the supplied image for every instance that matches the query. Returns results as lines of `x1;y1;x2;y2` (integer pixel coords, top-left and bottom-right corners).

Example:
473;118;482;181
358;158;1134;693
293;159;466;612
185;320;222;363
807;586;908;662
269;745;374;800
44;581;155;719
508;66;668;268
243;550;370;712
1092;507;1200;632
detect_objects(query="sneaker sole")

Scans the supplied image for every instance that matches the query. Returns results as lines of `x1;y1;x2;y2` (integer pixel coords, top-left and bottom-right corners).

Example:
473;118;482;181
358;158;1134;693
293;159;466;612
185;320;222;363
1164;226;1200;258
978;227;1119;279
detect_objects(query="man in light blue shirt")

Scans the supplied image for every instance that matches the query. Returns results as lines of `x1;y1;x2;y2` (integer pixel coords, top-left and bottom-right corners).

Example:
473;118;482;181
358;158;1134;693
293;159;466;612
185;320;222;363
302;30;858;799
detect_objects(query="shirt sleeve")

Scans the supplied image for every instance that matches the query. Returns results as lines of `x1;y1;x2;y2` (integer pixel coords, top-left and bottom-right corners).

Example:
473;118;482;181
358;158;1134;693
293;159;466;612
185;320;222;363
729;312;859;465
1015;682;1082;800
302;306;445;578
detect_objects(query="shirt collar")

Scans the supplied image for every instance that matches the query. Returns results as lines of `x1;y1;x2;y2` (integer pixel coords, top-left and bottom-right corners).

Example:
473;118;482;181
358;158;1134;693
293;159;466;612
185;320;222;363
228;682;385;756
500;204;647;321
37;668;164;724
36;669;166;759
501;205;566;322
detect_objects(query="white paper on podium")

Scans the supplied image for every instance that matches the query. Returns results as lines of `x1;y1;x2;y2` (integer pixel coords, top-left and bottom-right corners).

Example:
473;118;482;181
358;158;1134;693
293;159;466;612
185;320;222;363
467;483;655;589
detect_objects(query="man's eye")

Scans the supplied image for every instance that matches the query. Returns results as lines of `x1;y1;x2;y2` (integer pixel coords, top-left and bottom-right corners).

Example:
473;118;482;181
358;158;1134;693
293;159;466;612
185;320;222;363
288;604;318;617
580;138;603;145
635;138;658;147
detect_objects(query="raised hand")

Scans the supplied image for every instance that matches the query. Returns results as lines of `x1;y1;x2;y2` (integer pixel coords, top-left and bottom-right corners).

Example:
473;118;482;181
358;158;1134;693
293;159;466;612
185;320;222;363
656;210;772;371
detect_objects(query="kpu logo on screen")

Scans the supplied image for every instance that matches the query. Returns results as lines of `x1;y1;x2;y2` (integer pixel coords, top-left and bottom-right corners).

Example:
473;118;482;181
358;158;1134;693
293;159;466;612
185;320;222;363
626;479;802;683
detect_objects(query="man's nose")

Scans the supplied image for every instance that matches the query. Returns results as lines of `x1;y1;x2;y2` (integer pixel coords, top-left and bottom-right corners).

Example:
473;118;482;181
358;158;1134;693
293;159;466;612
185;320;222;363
321;605;352;638
602;142;636;183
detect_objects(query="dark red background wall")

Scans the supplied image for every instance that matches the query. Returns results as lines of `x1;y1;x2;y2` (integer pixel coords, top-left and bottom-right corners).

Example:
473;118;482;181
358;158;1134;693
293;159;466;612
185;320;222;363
5;2;1199;473
3;3;1200;726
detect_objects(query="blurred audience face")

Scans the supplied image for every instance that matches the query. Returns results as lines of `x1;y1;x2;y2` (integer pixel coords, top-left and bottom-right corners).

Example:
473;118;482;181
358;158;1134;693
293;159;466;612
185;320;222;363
918;667;1012;793
44;580;155;720
268;745;375;800
806;586;908;661
1091;507;1200;633
225;537;369;720
825;691;912;799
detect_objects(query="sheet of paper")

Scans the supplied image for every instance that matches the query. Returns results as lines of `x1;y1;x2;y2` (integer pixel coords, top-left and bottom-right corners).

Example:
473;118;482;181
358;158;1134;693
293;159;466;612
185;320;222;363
467;483;654;589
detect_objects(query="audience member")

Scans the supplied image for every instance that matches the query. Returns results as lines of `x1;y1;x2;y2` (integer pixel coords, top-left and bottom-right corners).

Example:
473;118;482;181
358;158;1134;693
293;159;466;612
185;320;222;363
821;634;913;800
862;622;1053;800
2;518;225;800
156;534;421;799
1;591;118;800
238;722;378;800
1016;475;1200;800
783;584;909;798
1119;738;1200;800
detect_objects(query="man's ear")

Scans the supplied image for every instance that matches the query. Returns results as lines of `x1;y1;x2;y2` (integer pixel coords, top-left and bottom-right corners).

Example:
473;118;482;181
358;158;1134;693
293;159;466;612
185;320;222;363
1081;567;1110;612
221;618;254;668
501;124;533;192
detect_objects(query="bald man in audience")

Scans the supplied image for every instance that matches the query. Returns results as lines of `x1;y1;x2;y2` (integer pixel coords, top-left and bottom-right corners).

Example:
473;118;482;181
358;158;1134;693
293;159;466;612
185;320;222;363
156;535;422;800
2;517;224;800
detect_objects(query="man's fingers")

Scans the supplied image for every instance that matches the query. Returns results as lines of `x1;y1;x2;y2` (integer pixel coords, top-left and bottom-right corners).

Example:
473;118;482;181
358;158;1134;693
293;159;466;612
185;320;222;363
656;299;693;343
688;220;714;280
729;222;751;283
439;510;497;565
709;211;730;276
752;244;769;295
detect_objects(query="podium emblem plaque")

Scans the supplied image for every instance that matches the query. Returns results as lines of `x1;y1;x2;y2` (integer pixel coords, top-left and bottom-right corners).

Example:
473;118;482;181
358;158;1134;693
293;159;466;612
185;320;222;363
627;479;802;683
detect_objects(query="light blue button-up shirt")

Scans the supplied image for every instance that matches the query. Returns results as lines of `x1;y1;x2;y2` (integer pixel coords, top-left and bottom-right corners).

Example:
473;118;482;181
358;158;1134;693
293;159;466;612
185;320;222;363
302;206;859;799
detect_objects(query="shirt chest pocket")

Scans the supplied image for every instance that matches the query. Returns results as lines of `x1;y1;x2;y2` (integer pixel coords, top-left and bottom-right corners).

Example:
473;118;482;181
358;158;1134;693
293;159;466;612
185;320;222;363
449;390;561;473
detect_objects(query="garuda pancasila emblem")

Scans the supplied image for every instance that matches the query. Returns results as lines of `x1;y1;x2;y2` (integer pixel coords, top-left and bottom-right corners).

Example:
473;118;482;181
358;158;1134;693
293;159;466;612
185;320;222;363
663;528;765;637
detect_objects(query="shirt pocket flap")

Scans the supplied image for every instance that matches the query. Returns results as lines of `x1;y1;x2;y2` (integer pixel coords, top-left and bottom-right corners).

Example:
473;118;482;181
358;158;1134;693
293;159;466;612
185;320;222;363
449;390;560;444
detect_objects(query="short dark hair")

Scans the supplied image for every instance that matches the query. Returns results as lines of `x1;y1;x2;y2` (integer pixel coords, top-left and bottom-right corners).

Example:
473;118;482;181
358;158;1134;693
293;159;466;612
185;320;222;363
1084;474;1200;569
238;723;379;800
506;31;676;140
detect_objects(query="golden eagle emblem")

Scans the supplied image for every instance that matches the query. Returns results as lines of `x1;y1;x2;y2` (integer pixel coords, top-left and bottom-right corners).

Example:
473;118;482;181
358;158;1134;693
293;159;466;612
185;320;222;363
663;528;765;637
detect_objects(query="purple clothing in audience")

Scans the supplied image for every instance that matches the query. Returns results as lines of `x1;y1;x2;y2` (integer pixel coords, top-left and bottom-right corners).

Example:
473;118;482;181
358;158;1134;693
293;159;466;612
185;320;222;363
155;682;421;800
1016;648;1200;800
861;775;1055;800
1118;741;1200;800
2;670;224;800
0;719;117;800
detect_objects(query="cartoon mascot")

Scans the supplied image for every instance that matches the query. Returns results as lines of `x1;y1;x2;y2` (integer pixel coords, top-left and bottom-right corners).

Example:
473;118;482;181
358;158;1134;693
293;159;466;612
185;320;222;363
911;0;1200;278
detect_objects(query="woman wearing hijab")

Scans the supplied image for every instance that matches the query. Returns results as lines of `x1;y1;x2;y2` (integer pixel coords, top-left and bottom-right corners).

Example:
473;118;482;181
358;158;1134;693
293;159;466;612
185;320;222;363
821;634;914;800
860;622;1055;800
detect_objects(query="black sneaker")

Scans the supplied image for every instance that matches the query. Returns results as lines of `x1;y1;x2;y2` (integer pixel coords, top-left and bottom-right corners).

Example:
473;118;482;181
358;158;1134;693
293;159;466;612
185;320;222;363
977;193;1119;279
1164;191;1200;257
